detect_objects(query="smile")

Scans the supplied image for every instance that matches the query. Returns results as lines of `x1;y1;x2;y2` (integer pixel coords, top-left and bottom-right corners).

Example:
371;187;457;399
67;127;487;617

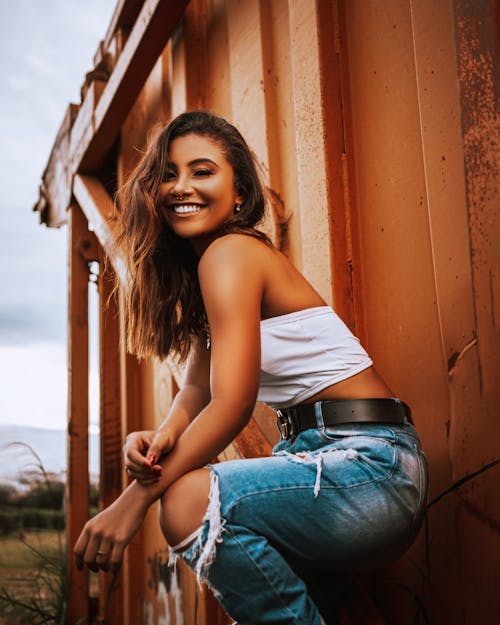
171;204;204;214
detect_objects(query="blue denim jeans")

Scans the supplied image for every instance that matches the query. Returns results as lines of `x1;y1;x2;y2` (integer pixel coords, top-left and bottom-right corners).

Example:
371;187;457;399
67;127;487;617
173;419;428;625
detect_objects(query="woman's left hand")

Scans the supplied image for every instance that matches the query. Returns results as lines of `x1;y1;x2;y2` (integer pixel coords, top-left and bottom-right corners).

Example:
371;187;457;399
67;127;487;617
73;485;149;573
123;428;176;484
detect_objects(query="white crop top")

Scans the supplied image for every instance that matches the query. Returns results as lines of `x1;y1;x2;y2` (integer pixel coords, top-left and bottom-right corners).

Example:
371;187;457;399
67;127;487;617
257;306;372;409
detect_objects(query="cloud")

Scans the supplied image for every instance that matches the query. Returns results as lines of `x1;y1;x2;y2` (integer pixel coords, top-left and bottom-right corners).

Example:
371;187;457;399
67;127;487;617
0;0;116;202
0;0;116;350
0;341;100;431
0;343;67;429
0;206;67;345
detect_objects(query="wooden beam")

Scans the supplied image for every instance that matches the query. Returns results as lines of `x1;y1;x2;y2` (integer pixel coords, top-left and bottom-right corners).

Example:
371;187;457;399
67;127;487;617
288;0;334;302
98;260;124;624
77;230;102;264
118;287;144;625
72;0;189;173
33;103;79;227
183;0;209;109
101;0;144;54
231;417;273;459
73;174;128;284
316;0;366;337
70;80;108;174
35;1;187;227
66;202;91;624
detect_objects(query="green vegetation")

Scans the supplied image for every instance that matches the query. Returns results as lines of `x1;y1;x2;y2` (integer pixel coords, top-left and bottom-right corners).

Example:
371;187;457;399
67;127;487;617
0;443;67;624
0;530;66;625
0;440;108;624
0;481;65;534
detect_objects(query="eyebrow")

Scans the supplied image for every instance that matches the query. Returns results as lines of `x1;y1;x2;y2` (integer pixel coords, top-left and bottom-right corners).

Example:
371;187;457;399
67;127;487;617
166;157;220;169
190;157;219;167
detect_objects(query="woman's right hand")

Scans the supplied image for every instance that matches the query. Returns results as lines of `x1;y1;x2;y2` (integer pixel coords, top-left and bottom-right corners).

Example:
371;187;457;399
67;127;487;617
74;483;149;573
123;429;176;484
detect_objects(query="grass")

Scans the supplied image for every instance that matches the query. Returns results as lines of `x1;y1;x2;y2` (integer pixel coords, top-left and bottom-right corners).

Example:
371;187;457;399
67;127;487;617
0;530;66;625
0;530;62;568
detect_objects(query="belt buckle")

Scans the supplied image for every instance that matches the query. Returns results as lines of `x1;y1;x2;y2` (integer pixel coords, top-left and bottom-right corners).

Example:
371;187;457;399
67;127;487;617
276;409;293;440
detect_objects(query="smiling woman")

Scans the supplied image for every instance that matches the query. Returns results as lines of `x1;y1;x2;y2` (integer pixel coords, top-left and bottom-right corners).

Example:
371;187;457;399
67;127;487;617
115;112;271;363
160;134;244;252
74;111;428;625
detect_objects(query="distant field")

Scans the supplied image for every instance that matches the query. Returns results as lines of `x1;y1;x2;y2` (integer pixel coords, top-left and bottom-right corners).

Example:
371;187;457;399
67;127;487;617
0;425;99;486
0;530;65;625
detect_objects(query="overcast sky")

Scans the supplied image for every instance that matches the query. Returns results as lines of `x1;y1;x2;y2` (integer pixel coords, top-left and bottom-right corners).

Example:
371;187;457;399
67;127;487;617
0;0;116;430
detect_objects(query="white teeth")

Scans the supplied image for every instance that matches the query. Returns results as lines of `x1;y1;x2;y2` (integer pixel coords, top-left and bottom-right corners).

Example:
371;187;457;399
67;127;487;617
173;204;202;214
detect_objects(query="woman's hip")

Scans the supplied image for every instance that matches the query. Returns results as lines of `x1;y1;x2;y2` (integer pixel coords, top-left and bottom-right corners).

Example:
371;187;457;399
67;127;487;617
209;424;428;569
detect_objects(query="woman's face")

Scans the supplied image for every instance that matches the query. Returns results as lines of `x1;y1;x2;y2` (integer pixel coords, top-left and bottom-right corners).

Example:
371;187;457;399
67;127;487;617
159;133;243;252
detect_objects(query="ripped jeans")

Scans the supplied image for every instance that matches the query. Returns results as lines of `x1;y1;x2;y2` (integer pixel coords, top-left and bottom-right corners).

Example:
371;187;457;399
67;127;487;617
171;420;428;625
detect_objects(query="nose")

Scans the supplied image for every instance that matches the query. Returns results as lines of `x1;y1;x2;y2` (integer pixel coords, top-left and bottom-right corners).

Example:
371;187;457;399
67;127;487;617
169;173;193;198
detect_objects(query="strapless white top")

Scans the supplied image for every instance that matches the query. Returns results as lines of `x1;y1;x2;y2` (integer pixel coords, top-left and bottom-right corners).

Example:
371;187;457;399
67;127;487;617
257;306;372;409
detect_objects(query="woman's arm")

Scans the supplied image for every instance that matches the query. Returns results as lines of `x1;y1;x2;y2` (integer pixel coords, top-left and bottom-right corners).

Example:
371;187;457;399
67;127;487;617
124;338;211;482
155;338;213;439
127;234;264;494
74;235;266;571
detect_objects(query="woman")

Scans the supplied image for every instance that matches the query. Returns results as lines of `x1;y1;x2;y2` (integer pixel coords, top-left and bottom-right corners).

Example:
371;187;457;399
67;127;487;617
74;111;428;625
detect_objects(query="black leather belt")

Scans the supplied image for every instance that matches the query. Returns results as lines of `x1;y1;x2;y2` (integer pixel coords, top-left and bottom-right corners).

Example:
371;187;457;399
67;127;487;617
276;398;411;440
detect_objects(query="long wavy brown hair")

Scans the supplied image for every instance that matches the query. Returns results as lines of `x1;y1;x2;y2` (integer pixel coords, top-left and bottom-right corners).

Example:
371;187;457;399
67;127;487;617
115;110;271;362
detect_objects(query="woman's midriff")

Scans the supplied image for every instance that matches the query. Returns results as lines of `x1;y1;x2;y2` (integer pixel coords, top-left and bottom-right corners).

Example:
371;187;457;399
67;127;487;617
304;366;394;403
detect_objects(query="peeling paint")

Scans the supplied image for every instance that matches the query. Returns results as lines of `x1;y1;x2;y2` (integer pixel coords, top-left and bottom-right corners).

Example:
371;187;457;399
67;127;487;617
157;580;170;625
145;550;184;624
447;335;478;376
147;549;172;596
157;573;184;625
143;600;154;625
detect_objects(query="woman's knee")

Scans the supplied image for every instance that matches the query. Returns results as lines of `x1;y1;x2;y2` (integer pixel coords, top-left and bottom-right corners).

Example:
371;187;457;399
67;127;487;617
159;467;211;546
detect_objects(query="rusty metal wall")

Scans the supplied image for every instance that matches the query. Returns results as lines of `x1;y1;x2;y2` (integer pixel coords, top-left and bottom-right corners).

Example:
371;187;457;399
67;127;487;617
341;1;499;623
125;1;499;623
35;0;499;622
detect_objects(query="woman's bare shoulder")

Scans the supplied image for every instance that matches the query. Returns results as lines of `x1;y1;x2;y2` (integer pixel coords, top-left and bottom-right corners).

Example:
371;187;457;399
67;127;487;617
197;234;275;310
199;233;275;271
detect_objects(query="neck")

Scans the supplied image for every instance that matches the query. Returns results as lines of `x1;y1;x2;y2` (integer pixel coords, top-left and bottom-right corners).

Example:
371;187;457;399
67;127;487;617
189;233;216;258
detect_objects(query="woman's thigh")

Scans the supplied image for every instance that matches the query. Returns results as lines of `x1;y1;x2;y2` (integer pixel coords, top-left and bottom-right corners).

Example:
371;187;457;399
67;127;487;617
210;425;426;571
160;467;211;546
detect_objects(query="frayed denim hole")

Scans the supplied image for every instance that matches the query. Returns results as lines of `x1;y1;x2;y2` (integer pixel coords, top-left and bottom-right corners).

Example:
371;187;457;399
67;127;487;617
169;527;203;572
168;471;227;590
193;470;226;585
274;448;359;498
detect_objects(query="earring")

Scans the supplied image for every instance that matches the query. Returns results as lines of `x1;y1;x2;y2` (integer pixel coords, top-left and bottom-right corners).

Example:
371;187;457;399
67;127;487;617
234;204;242;214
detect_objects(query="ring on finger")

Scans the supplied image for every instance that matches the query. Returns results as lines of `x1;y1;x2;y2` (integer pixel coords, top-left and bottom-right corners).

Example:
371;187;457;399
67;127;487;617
96;550;108;557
